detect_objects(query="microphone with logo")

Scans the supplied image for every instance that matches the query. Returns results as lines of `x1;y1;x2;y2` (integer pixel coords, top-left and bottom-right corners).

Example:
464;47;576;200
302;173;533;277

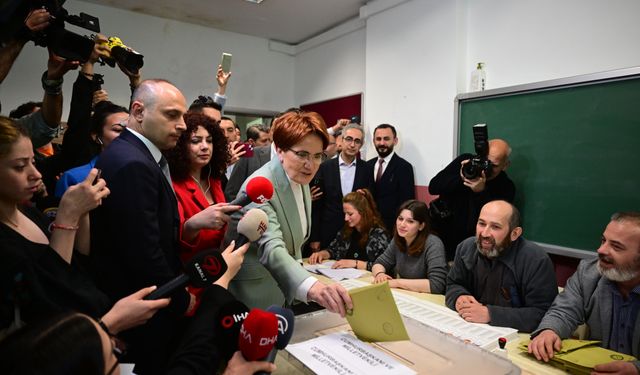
254;305;295;374
238;308;279;362
229;176;274;207
143;250;227;300
214;299;251;359
234;208;268;249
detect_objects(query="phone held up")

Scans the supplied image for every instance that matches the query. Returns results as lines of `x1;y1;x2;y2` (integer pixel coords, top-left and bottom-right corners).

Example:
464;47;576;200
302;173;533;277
221;52;232;73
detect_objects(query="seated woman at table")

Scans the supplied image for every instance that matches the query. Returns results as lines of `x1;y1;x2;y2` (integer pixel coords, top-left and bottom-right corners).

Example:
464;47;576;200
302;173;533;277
308;189;389;271
372;200;447;294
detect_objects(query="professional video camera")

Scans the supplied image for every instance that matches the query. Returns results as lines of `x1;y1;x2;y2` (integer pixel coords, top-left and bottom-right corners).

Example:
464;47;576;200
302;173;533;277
461;123;492;180
96;37;144;74
29;1;101;62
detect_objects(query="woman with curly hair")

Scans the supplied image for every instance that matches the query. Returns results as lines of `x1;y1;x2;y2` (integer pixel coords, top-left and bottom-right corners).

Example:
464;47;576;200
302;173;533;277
308;189;390;271
372;200;447;294
165;112;240;262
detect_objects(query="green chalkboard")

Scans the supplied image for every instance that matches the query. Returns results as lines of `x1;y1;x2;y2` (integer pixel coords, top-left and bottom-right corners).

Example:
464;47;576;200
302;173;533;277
457;69;640;256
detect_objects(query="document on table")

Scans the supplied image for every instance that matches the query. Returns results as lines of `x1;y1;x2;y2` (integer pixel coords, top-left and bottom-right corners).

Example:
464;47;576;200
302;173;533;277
304;260;335;273
287;332;416;375
304;261;365;280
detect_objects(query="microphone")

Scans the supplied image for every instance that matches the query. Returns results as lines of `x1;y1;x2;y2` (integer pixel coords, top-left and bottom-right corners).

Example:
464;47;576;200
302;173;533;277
254;305;295;375
144;250;227;300
235;208;269;249
214;299;250;359
238;308;278;361
229;176;274;206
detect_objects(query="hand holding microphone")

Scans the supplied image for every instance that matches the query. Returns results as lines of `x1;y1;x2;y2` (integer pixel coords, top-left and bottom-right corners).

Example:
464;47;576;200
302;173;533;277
144;250;227;300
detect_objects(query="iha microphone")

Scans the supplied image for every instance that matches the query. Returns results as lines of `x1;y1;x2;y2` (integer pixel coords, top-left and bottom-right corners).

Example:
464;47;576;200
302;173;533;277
144;250;227;300
254;305;295;375
215;300;250;359
238;308;278;361
235;208;268;249
229;176;274;207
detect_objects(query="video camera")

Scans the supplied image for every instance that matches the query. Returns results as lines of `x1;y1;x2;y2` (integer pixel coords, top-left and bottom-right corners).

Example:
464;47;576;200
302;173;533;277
461;123;493;180
30;1;101;62
96;36;144;74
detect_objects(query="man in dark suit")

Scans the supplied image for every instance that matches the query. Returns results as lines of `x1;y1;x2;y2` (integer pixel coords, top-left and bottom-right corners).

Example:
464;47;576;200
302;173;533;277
309;124;372;252
90;79;191;374
224;144;271;201
368;123;415;232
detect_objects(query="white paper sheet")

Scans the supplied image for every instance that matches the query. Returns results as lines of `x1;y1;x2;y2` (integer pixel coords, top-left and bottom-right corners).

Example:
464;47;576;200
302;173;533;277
304;260;336;274
287;332;416;375
317;267;365;281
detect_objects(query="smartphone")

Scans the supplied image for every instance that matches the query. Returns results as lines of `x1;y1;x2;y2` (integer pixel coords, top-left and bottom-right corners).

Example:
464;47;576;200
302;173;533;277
242;143;254;158
220;52;232;73
92;169;102;185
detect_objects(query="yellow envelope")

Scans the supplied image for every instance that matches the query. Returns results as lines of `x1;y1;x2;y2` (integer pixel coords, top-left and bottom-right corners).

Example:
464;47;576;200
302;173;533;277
345;282;410;342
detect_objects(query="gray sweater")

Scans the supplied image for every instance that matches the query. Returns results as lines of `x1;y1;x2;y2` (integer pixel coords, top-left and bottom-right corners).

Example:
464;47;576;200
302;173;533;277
374;234;448;294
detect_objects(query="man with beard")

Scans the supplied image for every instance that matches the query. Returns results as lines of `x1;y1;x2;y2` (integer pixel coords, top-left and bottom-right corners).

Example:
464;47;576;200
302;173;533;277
529;212;640;374
367;124;415;232
429;139;515;261
445;200;557;332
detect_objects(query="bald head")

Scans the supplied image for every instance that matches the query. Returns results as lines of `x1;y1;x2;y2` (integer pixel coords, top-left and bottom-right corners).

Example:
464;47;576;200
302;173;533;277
476;200;522;257
487;139;511;180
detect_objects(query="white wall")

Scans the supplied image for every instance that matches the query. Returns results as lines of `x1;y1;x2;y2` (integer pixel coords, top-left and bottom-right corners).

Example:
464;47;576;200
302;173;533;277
0;0;295;119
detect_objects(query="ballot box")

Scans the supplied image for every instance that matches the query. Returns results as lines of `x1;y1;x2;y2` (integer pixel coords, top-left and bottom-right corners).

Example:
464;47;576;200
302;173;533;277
280;309;521;375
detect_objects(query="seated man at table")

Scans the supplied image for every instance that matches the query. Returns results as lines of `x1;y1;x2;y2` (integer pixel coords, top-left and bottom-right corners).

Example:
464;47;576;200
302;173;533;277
445;200;558;332
529;212;640;374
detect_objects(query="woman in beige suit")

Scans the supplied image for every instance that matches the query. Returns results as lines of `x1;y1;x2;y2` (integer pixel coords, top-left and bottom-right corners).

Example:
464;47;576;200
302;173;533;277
224;111;352;315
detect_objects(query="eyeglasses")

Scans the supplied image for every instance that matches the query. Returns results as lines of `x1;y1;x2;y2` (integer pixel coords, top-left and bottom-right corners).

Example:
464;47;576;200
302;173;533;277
343;136;362;145
288;149;324;164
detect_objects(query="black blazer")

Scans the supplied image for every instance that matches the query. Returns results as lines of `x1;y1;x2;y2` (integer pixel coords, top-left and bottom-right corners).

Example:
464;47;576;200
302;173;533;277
311;156;372;248
224;145;271;201
90;129;188;374
367;153;416;232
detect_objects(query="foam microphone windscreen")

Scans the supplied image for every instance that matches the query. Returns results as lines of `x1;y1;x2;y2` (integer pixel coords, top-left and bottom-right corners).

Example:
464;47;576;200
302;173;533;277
238;308;278;361
144;250;227;300
235;208;268;248
229;176;274;206
214;300;250;359
265;305;295;350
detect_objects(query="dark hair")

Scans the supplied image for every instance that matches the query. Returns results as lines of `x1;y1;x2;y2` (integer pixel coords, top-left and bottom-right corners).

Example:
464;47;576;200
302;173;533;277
272;111;329;150
342;189;386;248
220;116;239;130
394;200;431;256
189;95;222;112
611;211;640;228
166;112;229;181
374;123;397;138
508;203;521;231
10;102;42;119
0;116;29;158
89;101;128;136
0;313;106;375
246;124;269;141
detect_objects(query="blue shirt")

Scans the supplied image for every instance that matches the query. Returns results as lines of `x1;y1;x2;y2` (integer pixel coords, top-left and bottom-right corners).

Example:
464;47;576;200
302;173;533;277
608;280;640;355
54;157;97;198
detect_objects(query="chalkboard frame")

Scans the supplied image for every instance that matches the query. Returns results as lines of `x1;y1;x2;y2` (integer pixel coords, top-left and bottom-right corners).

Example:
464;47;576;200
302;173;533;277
454;66;640;259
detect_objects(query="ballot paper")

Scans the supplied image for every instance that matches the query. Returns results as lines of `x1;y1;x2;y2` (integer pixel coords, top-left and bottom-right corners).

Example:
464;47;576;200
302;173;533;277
304;260;336;273
346;282;410;342
287;332;416;375
316;267;366;281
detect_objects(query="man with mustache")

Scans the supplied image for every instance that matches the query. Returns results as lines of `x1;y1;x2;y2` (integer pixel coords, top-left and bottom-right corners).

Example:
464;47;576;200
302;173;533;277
367;123;415;232
445;200;558;332
529;212;640;374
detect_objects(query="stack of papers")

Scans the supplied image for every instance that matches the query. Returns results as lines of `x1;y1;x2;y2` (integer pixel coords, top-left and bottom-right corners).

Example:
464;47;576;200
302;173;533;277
305;261;366;281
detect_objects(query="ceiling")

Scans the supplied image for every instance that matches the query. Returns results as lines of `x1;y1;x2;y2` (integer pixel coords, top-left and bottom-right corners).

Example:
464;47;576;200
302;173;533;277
81;0;368;45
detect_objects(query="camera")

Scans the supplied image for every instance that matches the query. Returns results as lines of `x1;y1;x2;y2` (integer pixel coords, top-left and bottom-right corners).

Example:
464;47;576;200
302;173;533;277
350;115;361;124
97;37;144;74
461;123;492;180
30;2;101;62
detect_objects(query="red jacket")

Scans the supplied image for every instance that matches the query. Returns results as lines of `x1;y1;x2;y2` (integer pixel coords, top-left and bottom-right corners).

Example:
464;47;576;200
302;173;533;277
173;177;226;263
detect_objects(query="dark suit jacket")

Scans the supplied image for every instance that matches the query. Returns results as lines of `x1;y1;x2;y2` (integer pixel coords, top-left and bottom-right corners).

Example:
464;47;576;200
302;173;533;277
224;145;271;201
367;153;416;232
90;129;188;374
310;156;372;248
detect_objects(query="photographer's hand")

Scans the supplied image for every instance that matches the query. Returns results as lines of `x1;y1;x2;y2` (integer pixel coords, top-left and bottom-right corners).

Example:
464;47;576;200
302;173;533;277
25;8;51;32
459;160;487;193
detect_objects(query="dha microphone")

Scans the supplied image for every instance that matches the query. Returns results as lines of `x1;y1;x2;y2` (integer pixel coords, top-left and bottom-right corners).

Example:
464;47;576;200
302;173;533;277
238;308;278;361
229;176;274;207
144;250;227;300
254;305;295;375
235;208;268;249
215;299;250;359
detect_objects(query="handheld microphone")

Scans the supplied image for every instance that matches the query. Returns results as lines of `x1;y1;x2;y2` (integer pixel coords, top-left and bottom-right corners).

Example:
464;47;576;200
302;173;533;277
254;305;295;375
229;176;274;206
238;308;278;361
144;250;227;300
235;208;268;249
214;299;250;359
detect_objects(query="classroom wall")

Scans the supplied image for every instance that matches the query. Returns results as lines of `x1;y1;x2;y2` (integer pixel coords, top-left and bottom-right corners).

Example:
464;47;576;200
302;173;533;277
0;0;296;119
